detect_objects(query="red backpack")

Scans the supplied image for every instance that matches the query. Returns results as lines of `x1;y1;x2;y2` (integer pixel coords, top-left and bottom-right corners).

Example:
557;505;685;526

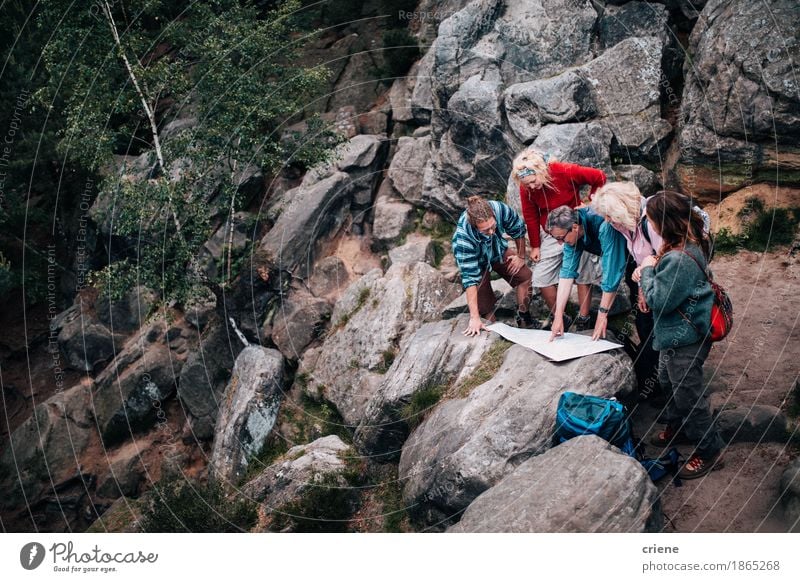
677;250;733;342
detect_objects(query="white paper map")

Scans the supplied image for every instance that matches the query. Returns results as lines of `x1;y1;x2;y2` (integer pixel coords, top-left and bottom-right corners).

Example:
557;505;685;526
486;322;623;362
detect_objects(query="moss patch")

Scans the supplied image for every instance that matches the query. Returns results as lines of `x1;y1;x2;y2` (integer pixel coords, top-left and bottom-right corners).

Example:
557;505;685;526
401;382;446;431
451;339;512;399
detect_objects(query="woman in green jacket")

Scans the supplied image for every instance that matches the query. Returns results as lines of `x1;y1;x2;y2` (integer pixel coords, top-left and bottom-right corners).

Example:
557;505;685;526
633;191;725;480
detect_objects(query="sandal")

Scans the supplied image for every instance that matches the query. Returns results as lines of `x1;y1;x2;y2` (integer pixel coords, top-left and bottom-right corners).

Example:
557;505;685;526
678;451;724;480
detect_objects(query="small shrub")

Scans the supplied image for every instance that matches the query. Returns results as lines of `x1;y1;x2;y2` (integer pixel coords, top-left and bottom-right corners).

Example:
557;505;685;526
713;199;799;254
382;29;421;79
268;471;359;532
402;382;445;430
376;348;397;374
140;479;257;533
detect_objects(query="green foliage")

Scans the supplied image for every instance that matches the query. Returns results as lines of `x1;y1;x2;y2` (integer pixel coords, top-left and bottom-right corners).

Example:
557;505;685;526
31;0;342;304
268;470;359;532
712;198;800;255
281;392;352;444
140;479;257;533
381;29;420;79
401;381;445;431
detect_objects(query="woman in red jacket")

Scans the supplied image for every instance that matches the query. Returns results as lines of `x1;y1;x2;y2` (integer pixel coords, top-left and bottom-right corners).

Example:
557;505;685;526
512;148;607;330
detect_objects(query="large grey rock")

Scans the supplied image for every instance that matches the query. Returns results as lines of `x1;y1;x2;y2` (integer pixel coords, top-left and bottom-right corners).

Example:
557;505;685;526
0;384;93;510
411;0;474;44
713;403;789;444
409;48;435;122
398;344;635;528
598;2;670;49
449;436;659;532
177;319;243;440
260;135;387;274
780;457;800;530
270;292;332;361
93;321;190;445
532;122;614;175
387;234;437;267
305;263;460;427
579;37;671;160
209;346;286;485
613;165;662;197
390;57;434;124
674;0;800;197
95;442;146;499
387;136;431;204
309;256;352;299
242;435;353;507
504;71;595;143
372;193;416;250
420;74;515;215
95;286;157;333
58;317;123;373
326;38;386;114
260;172;352;273
354;315;500;461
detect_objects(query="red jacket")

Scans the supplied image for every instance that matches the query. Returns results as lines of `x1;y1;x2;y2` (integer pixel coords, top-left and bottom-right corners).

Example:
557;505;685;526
519;161;607;248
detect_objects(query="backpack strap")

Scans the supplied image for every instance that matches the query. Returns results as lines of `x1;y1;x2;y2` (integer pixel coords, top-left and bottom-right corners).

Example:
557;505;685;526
674;248;712;338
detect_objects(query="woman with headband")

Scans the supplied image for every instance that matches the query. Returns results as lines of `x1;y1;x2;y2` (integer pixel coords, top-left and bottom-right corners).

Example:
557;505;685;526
511;148;607;331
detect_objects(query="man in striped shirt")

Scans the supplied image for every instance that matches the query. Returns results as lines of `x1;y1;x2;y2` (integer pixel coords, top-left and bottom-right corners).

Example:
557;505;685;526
451;195;535;337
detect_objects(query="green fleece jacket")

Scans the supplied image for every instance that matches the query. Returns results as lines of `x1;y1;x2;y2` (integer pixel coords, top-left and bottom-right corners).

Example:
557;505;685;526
640;243;714;351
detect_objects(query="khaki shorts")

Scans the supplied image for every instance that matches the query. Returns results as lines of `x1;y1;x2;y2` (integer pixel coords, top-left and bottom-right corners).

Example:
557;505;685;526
532;228;603;287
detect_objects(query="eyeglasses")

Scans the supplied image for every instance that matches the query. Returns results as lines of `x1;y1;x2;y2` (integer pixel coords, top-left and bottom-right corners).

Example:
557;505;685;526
546;229;568;242
516;168;536;179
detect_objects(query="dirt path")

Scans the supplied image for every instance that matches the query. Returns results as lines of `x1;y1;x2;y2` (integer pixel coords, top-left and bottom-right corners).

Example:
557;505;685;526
632;248;800;532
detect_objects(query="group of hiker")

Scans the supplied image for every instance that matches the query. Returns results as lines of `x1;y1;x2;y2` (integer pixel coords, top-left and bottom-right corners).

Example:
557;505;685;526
450;147;725;480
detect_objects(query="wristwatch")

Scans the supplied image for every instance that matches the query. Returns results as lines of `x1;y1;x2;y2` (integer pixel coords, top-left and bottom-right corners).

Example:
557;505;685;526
598;306;610;314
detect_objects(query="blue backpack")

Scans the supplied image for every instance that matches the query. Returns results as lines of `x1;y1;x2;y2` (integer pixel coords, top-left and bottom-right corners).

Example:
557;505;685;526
554;392;682;484
554;392;637;457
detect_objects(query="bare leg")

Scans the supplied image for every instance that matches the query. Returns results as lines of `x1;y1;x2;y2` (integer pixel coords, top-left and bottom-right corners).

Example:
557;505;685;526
576;283;593;317
515;277;532;311
539;284;557;312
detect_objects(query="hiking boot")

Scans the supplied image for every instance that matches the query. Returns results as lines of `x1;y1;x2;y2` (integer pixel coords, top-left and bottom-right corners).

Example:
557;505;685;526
515;309;541;329
678;451;725;480
573;314;593;332
542;314;573;332
649;425;692;447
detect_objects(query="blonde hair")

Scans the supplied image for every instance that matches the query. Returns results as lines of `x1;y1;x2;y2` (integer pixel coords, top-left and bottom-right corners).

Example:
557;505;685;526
511;148;554;189
591;182;643;231
466;195;493;225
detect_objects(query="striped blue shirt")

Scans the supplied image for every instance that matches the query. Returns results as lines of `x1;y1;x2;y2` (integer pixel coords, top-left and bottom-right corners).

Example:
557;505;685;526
451;200;527;289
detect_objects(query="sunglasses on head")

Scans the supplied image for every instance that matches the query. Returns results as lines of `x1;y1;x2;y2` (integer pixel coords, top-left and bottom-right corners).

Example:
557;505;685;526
516;168;536;179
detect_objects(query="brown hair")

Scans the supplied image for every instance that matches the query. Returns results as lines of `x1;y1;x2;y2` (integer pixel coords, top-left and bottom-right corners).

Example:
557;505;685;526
645;190;710;258
466;195;494;226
